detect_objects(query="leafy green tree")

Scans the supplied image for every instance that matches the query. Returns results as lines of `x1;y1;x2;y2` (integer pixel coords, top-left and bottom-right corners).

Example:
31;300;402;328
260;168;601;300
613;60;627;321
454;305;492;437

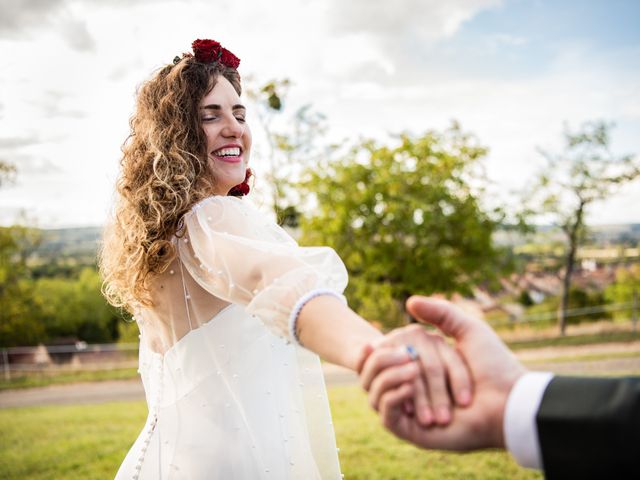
73;268;120;342
518;290;534;307
31;276;77;340
527;122;640;335
299;124;509;328
32;268;120;344
605;264;640;321
117;318;140;344
0;160;16;187
0;226;44;347
246;79;329;226
346;276;404;330
0;162;45;347
565;288;611;323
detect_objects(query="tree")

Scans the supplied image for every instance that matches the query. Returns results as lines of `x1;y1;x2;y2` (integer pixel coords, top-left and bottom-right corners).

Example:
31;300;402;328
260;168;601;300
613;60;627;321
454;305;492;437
31;268;120;344
0;161;46;347
0;160;16;188
605;264;640;322
529;121;640;335
298;123;510;328
0;226;44;347
246;79;329;226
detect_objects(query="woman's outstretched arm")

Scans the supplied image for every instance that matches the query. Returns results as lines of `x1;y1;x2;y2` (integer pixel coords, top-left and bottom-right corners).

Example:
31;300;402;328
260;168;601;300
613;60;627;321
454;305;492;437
298;295;474;428
296;294;382;371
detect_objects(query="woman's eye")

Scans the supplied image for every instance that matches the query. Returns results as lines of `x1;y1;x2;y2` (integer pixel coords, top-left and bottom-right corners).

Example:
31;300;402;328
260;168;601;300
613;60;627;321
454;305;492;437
202;116;217;122
235;116;246;123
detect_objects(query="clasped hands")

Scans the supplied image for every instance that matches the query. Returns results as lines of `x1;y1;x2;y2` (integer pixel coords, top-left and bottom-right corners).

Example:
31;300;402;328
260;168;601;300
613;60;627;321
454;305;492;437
357;296;527;452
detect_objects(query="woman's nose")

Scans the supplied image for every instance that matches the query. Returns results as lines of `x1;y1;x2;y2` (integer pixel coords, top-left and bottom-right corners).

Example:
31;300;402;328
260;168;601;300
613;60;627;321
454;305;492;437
222;116;244;138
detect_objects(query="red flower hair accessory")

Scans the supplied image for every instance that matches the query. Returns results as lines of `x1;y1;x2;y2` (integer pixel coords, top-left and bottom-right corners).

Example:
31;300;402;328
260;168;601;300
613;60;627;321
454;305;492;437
228;168;252;197
220;48;241;69
191;39;241;69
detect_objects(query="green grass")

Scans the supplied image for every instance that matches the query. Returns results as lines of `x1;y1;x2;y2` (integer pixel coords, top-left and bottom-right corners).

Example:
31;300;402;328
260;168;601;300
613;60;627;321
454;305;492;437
331;387;541;480
524;350;640;365
506;330;640;351
0;386;541;480
0;400;147;480
0;368;139;391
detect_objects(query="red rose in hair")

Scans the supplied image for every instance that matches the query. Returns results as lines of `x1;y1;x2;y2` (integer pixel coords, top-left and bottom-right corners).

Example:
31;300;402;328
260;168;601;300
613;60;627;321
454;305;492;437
192;39;221;63
220;48;241;69
228;168;252;197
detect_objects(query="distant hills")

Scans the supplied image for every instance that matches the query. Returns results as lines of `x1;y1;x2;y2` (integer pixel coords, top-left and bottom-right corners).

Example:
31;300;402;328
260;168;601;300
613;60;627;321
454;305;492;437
586;223;640;244
532;223;640;245
35;226;102;260
30;223;640;261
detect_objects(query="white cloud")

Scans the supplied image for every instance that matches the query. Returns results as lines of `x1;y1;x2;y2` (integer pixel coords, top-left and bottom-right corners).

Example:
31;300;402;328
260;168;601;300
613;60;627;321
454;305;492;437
60;19;96;52
327;0;503;41
323;0;505;80
0;0;65;35
0;0;98;51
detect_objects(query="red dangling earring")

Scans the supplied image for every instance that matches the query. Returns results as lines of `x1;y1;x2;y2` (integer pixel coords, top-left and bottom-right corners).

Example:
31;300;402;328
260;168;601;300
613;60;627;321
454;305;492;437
228;168;253;197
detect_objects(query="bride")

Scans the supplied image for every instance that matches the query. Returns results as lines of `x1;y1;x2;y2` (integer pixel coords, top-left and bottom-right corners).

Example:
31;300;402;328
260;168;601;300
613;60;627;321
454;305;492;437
100;38;470;479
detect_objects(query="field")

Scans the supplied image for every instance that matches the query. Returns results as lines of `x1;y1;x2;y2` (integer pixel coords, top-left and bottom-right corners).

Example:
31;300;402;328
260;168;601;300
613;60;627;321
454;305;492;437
0;386;541;480
3;330;638;479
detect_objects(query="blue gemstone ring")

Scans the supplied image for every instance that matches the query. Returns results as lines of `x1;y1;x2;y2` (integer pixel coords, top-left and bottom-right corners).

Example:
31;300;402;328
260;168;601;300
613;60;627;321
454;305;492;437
406;344;419;361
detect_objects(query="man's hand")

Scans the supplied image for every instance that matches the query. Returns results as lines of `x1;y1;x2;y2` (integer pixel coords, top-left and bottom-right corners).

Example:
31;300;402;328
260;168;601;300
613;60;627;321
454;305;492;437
365;296;527;451
360;324;473;427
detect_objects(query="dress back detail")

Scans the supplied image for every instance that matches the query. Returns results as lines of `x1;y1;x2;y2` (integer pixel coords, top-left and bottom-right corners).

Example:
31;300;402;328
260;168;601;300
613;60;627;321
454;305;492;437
116;196;346;479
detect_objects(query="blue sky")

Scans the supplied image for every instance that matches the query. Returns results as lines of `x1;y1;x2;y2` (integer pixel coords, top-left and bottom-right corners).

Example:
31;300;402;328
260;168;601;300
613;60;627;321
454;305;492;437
0;0;638;227
410;1;640;81
471;0;640;46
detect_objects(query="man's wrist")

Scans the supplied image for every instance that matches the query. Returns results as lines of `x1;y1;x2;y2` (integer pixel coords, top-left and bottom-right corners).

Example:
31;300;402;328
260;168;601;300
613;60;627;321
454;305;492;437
486;362;528;449
503;371;554;469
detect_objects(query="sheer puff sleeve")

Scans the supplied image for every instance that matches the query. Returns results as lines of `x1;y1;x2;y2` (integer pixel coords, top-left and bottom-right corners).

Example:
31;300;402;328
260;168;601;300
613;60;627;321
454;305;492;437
178;196;348;344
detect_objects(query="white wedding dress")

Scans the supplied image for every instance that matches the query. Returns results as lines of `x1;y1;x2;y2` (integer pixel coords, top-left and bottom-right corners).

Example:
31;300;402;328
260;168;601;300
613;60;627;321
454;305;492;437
115;196;347;479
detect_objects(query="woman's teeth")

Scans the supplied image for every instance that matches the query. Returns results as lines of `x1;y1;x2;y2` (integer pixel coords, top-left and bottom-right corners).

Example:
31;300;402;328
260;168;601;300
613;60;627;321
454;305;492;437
213;147;241;157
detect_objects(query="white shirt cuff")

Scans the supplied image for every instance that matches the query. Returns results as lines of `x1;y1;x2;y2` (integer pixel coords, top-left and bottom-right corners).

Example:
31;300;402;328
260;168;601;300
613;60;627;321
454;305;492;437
504;371;554;470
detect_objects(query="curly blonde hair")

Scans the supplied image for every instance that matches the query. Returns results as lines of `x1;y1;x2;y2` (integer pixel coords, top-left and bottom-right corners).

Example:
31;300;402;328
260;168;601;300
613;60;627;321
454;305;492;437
99;57;241;311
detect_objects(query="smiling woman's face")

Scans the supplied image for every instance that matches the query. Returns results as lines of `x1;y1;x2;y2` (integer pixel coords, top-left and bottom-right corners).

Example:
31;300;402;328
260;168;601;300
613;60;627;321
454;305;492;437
200;75;252;195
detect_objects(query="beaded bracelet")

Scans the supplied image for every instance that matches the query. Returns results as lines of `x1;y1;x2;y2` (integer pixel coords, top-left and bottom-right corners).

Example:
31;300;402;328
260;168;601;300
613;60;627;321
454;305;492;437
288;289;347;346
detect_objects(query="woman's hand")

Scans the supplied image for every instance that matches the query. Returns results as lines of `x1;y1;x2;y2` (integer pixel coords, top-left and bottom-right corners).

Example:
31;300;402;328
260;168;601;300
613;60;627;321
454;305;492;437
359;324;473;427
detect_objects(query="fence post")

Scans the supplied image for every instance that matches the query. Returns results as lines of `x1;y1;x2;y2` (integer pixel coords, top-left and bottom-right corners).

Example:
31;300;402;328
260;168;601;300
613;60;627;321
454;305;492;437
633;289;638;334
2;348;10;381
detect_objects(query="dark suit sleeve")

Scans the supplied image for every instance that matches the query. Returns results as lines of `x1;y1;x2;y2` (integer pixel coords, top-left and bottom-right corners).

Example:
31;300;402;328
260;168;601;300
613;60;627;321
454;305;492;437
536;375;640;480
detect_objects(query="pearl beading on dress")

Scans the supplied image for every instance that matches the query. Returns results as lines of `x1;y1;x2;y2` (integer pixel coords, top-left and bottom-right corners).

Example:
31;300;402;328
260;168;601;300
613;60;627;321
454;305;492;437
132;356;164;479
119;198;347;479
